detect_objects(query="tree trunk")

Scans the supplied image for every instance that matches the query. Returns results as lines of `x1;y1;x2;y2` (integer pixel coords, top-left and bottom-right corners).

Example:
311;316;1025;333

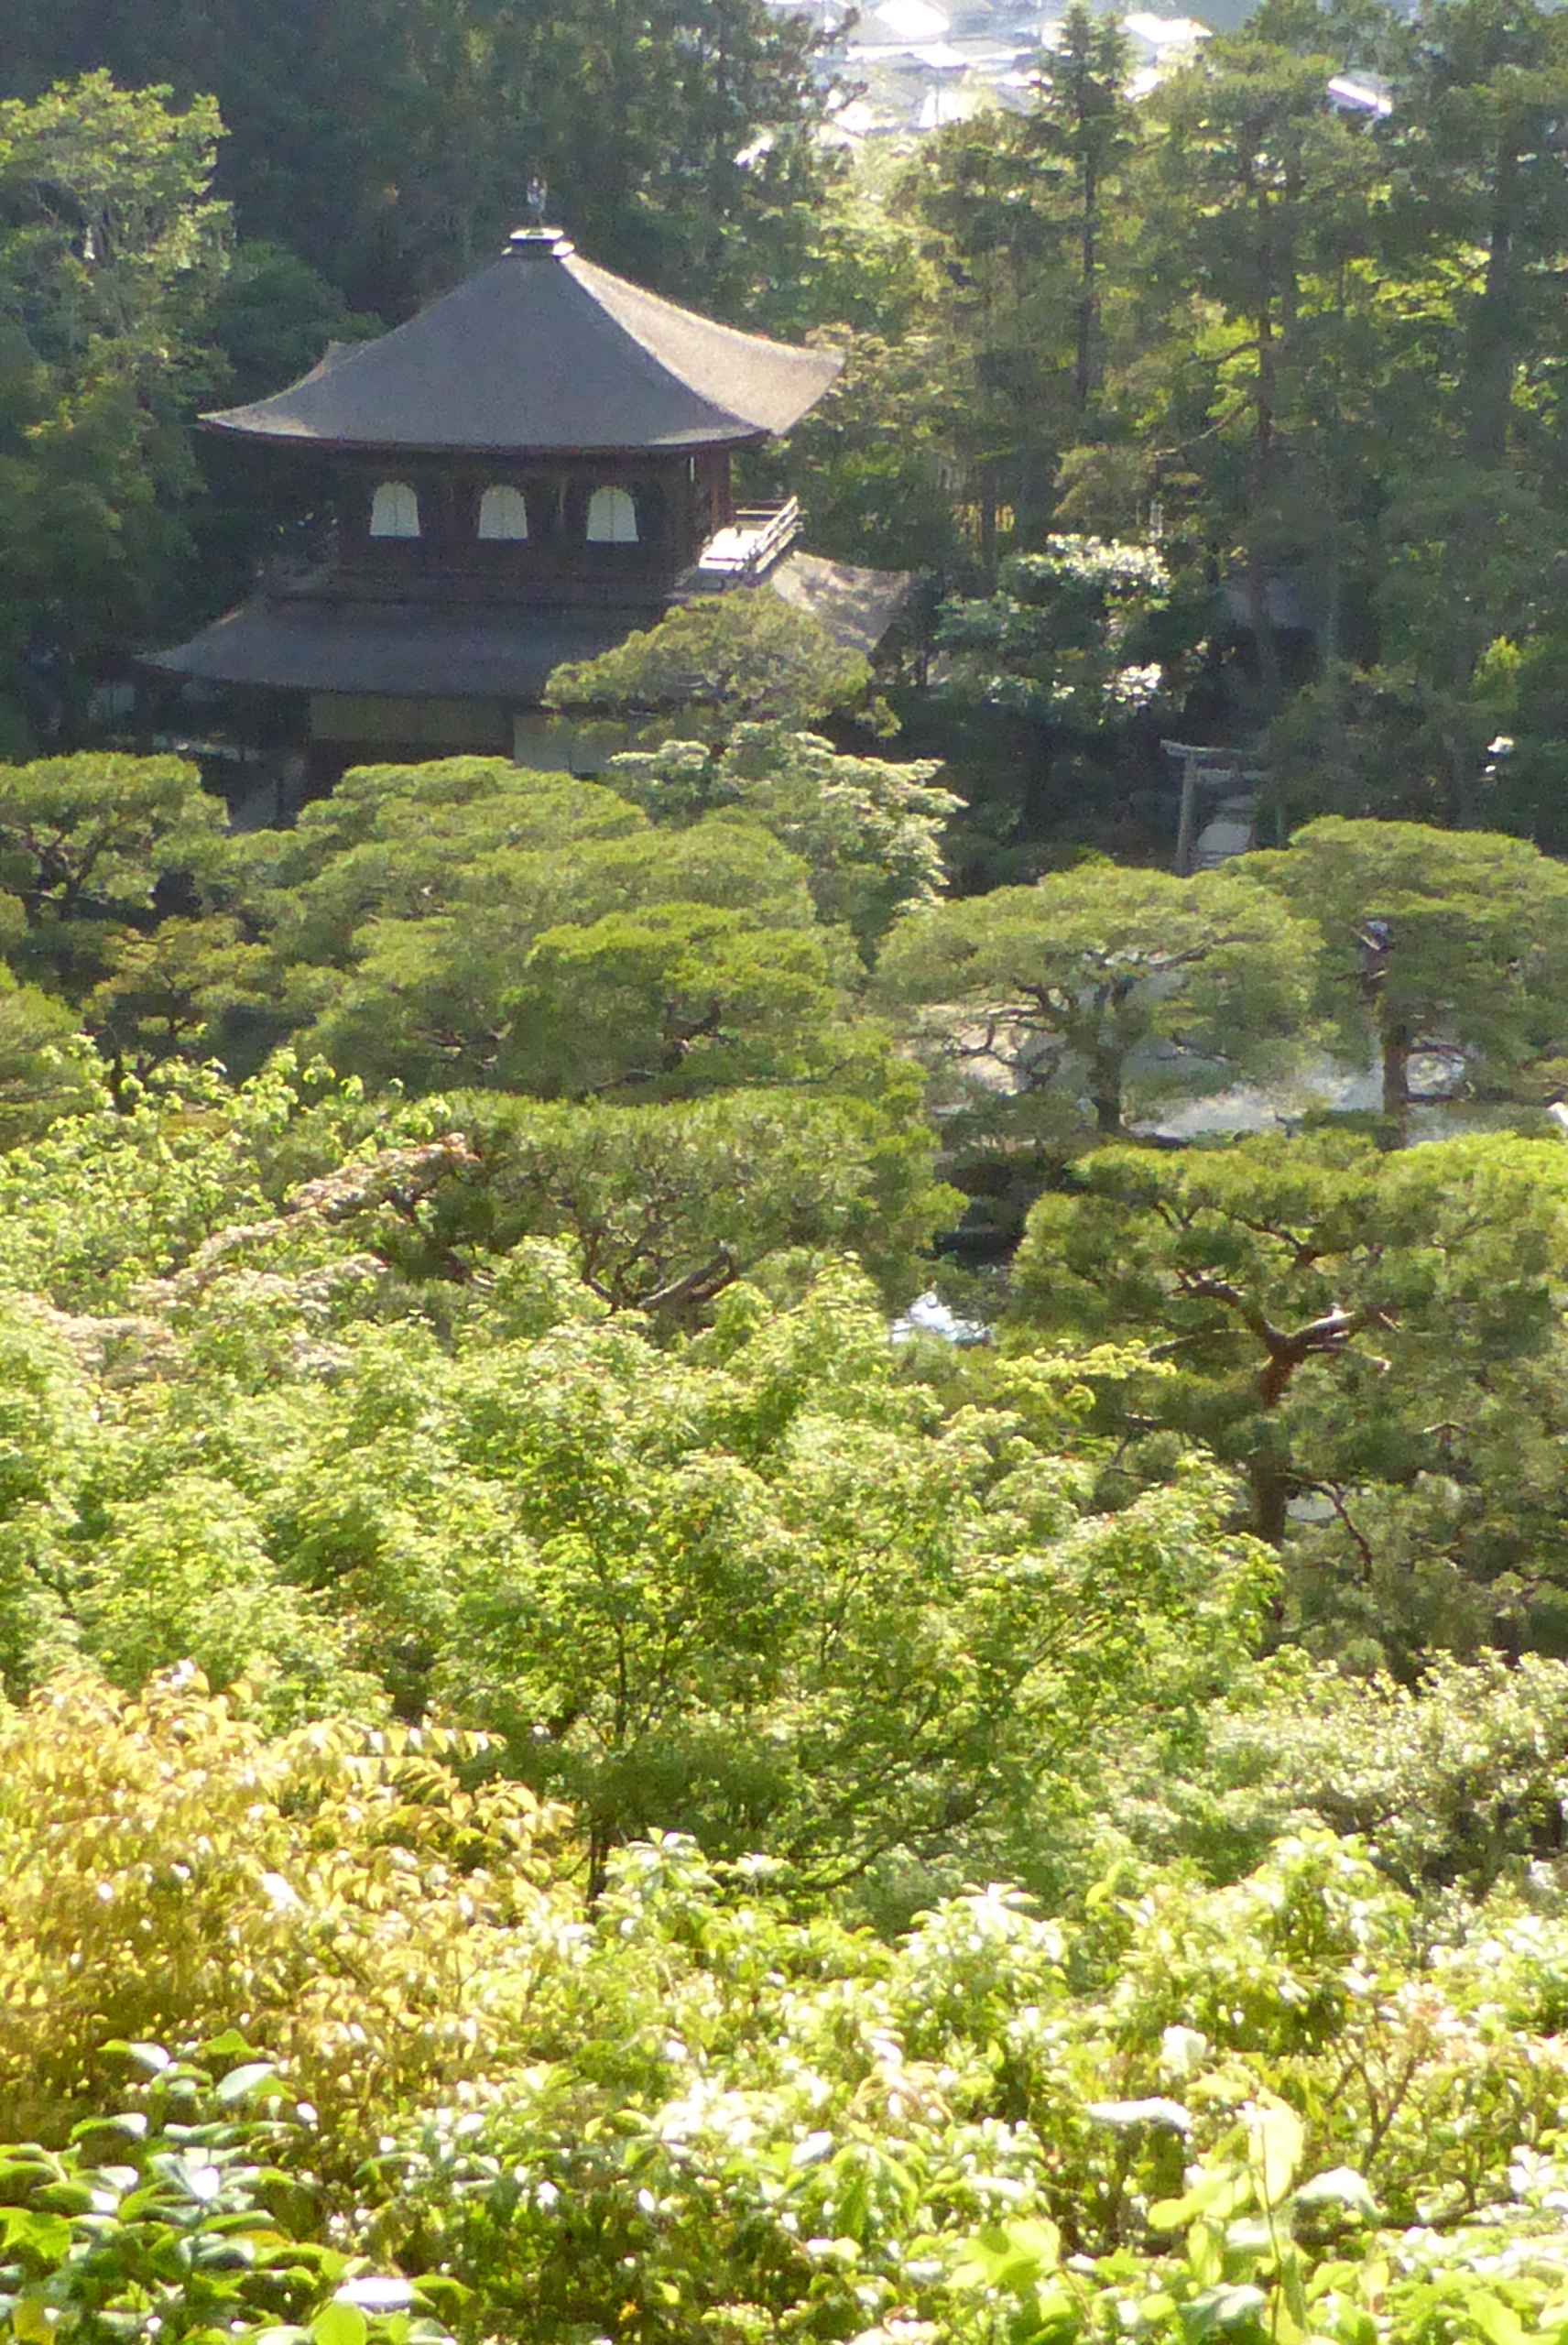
1444;723;1479;832
1074;144;1097;411
1243;170;1289;720
1244;557;1285;716
1466;135;1518;464
1380;1020;1411;1143
586;1825;609;1909
1089;1043;1125;1135
978;471;998;586
1244;318;1287;715
1249;1454;1290;1545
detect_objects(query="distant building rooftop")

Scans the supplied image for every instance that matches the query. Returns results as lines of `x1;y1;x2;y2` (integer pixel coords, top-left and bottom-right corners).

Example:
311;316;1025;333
1327;72;1393;114
1121;13;1210;49
870;0;952;39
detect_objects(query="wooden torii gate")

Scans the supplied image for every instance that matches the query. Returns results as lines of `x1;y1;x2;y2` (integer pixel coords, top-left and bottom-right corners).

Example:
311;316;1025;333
1161;740;1268;875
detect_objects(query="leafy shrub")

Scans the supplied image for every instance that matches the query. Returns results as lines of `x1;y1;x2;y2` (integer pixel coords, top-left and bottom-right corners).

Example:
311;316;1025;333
1101;1651;1568;1897
9;1687;1568;2345
0;2044;452;2345
348;1831;1568;2343
0;1669;569;2149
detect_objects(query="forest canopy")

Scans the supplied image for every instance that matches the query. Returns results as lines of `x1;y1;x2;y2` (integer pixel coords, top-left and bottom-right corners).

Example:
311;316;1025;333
9;0;1568;856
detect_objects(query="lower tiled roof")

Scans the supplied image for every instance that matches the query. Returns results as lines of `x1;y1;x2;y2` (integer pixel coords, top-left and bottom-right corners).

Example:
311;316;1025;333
142;552;915;701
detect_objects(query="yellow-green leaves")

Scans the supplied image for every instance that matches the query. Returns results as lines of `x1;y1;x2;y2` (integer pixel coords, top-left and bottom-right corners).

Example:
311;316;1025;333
310;2303;368;2345
0;1668;568;2147
952;2215;1062;2291
1251;2099;1306;2209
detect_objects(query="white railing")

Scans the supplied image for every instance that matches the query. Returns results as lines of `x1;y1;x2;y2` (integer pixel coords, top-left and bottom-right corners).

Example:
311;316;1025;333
694;497;801;579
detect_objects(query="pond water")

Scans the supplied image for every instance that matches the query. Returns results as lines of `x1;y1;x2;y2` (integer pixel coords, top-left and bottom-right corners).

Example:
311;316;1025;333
1133;1052;1533;1146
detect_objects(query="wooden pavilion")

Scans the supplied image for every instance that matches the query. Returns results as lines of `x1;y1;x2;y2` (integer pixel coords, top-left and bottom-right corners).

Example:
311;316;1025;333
146;226;911;772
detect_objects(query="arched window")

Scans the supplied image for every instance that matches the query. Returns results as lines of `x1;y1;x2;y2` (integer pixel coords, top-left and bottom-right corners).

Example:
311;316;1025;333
586;485;638;544
369;481;420;538
477;484;529;540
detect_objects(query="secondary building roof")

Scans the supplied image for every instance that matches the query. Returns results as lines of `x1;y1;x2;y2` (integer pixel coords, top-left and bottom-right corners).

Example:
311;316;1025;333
202;229;844;456
142;594;656;701
143;555;914;700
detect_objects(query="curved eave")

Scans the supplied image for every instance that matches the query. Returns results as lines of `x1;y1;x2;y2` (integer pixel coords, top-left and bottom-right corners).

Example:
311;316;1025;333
197;415;776;456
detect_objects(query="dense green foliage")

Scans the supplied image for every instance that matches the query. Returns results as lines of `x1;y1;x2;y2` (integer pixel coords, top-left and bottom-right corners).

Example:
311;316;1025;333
877;862;1320;1138
3;749;1568;2345
0;756;1566;1683
0;1053;1261;1908
543;594;877;743
0;0;827;322
1010;1131;1568;1645
0;80;228;737
16;1680;1568;2345
13;9;1568;2340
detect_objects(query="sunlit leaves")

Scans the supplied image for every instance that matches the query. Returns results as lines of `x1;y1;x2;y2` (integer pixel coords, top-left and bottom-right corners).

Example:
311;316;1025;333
544;592;873;739
0;1666;567;2144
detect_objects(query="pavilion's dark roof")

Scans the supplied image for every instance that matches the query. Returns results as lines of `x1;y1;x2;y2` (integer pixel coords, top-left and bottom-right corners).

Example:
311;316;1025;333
202;231;844;456
142;553;913;701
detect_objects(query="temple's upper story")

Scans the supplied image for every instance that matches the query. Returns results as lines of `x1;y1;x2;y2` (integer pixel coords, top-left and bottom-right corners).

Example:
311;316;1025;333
146;226;908;768
203;227;843;454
